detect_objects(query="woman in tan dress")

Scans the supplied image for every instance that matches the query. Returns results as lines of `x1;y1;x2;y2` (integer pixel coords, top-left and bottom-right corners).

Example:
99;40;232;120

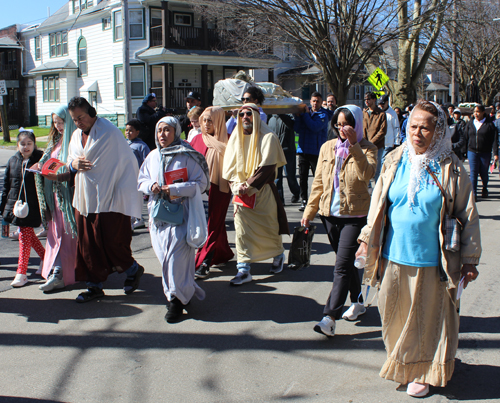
357;100;481;397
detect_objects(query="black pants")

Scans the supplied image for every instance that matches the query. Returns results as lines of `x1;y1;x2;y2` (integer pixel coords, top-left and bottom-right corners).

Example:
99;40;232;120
320;215;366;320
298;153;318;201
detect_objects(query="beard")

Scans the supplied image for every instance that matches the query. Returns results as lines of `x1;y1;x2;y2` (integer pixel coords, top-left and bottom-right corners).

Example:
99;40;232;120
242;122;253;131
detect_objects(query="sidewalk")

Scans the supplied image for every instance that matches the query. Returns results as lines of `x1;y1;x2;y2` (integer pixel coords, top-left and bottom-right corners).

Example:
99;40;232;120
1;147;499;402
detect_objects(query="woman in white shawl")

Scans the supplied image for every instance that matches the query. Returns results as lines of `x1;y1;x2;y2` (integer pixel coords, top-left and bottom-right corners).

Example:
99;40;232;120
138;117;210;323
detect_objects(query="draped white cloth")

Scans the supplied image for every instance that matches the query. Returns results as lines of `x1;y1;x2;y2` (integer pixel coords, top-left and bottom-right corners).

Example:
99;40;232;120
67;117;142;218
138;149;208;304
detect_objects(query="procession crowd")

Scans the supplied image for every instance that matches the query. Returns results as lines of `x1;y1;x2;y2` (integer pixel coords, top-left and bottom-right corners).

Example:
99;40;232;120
2;86;493;397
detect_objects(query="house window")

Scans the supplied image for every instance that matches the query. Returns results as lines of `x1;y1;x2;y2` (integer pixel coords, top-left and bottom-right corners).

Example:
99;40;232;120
102;16;111;30
173;12;193;26
151;9;162;28
131;65;145;98
77;37;87;76
49;31;68;57
43;75;60;102
114;10;123;41
34;36;41;60
74;0;93;12
130;9;144;39
114;65;124;99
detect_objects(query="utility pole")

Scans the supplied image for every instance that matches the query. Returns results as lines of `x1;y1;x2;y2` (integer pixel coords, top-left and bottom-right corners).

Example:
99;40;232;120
122;0;132;122
0;75;10;142
451;0;458;105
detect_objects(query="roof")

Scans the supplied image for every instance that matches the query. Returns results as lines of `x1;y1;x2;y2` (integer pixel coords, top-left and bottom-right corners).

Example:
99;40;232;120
28;60;78;74
137;47;279;68
425;83;449;91
0;36;22;49
36;0;114;30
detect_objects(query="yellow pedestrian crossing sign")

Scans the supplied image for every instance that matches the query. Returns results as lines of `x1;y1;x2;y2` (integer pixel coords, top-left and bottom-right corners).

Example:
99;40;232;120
368;68;389;90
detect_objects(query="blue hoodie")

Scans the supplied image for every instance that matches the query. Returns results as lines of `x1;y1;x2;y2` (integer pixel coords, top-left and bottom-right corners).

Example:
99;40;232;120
294;107;329;155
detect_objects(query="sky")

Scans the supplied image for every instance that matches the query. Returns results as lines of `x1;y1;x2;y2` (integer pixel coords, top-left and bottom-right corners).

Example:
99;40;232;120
0;0;68;30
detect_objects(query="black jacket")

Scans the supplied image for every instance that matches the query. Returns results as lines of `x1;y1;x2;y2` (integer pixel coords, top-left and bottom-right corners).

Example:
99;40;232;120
1;150;43;227
136;103;167;150
465;117;498;156
450;121;466;160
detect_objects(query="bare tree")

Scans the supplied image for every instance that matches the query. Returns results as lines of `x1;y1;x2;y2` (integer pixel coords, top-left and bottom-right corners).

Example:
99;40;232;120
432;0;500;105
379;0;450;107
190;0;405;105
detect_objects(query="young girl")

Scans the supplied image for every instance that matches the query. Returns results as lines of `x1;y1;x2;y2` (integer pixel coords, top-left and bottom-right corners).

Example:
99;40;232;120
35;106;78;292
0;130;45;287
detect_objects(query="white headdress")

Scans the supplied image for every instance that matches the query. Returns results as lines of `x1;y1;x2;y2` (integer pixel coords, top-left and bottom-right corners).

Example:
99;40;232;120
404;101;452;208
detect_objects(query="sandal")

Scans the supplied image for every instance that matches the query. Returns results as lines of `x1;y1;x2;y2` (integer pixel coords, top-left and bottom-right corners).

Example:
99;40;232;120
124;264;145;295
76;287;105;303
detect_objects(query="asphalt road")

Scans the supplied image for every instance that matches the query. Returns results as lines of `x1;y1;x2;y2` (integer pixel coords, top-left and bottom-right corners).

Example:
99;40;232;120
0;146;499;403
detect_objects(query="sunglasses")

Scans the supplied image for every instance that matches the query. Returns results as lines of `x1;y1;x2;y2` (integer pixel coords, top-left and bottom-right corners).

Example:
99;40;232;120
239;111;253;117
241;97;252;102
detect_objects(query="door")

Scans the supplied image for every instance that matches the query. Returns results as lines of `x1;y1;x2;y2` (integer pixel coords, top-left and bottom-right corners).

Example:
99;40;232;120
29;96;37;126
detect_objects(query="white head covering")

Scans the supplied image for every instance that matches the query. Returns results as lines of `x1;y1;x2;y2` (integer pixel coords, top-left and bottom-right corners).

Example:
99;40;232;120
155;116;182;149
405;100;452;207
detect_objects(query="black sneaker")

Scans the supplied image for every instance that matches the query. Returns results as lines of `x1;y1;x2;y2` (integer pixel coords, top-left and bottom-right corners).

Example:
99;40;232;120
299;200;307;212
195;263;210;279
165;297;184;323
482;188;489;198
291;195;300;203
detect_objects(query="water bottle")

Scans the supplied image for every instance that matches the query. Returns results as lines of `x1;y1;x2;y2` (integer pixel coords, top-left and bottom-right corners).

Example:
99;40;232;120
1;218;9;238
354;254;366;269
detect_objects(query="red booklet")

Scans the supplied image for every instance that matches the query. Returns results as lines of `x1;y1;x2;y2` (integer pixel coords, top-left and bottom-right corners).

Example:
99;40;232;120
233;193;256;209
164;168;188;200
26;158;66;175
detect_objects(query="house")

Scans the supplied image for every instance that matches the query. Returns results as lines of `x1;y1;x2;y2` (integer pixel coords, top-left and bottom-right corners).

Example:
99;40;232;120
0;25;29;128
19;0;278;127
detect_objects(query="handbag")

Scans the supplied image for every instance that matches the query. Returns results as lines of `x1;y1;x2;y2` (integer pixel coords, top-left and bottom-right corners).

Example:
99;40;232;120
152;196;183;226
288;225;316;270
426;166;462;252
13;162;29;219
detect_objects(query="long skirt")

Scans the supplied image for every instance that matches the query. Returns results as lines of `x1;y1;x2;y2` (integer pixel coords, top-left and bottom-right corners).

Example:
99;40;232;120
150;220;205;305
234;185;284;263
378;259;459;387
75;211;135;284
195;184;234;268
41;196;77;286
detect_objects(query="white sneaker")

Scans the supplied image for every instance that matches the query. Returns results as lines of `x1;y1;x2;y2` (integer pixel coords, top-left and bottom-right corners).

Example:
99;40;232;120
39;275;65;292
230;271;252;286
314;316;336;336
270;253;285;274
11;274;28;287
132;218;145;229
342;303;366;321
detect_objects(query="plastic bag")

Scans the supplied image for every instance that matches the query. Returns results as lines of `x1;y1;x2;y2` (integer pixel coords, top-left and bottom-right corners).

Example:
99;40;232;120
288;225;316;270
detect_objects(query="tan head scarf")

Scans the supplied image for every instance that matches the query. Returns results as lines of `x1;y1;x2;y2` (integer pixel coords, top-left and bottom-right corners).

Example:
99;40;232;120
200;106;230;193
222;103;287;185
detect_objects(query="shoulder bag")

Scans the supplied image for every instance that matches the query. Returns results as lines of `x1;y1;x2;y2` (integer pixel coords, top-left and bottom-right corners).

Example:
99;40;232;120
152;195;183;226
426;166;462;252
13;162;29;219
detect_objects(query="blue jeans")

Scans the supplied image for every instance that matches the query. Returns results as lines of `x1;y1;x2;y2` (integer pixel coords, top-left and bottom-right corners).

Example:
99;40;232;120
468;151;490;196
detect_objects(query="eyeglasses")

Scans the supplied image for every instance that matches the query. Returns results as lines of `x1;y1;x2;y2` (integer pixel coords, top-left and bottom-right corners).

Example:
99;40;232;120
333;123;349;129
241;97;252;102
239;111;253;117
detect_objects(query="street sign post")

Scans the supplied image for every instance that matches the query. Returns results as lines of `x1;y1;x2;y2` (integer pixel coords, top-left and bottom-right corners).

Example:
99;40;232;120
0;80;7;96
367;68;389;91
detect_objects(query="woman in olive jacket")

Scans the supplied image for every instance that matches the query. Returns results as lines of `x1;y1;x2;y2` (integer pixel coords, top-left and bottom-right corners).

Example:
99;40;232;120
301;105;377;337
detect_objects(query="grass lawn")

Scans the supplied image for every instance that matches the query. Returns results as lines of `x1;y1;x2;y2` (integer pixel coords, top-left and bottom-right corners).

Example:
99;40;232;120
0;126;51;148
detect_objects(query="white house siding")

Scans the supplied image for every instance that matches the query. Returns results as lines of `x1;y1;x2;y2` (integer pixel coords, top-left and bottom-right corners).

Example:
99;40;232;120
19;0;279;127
